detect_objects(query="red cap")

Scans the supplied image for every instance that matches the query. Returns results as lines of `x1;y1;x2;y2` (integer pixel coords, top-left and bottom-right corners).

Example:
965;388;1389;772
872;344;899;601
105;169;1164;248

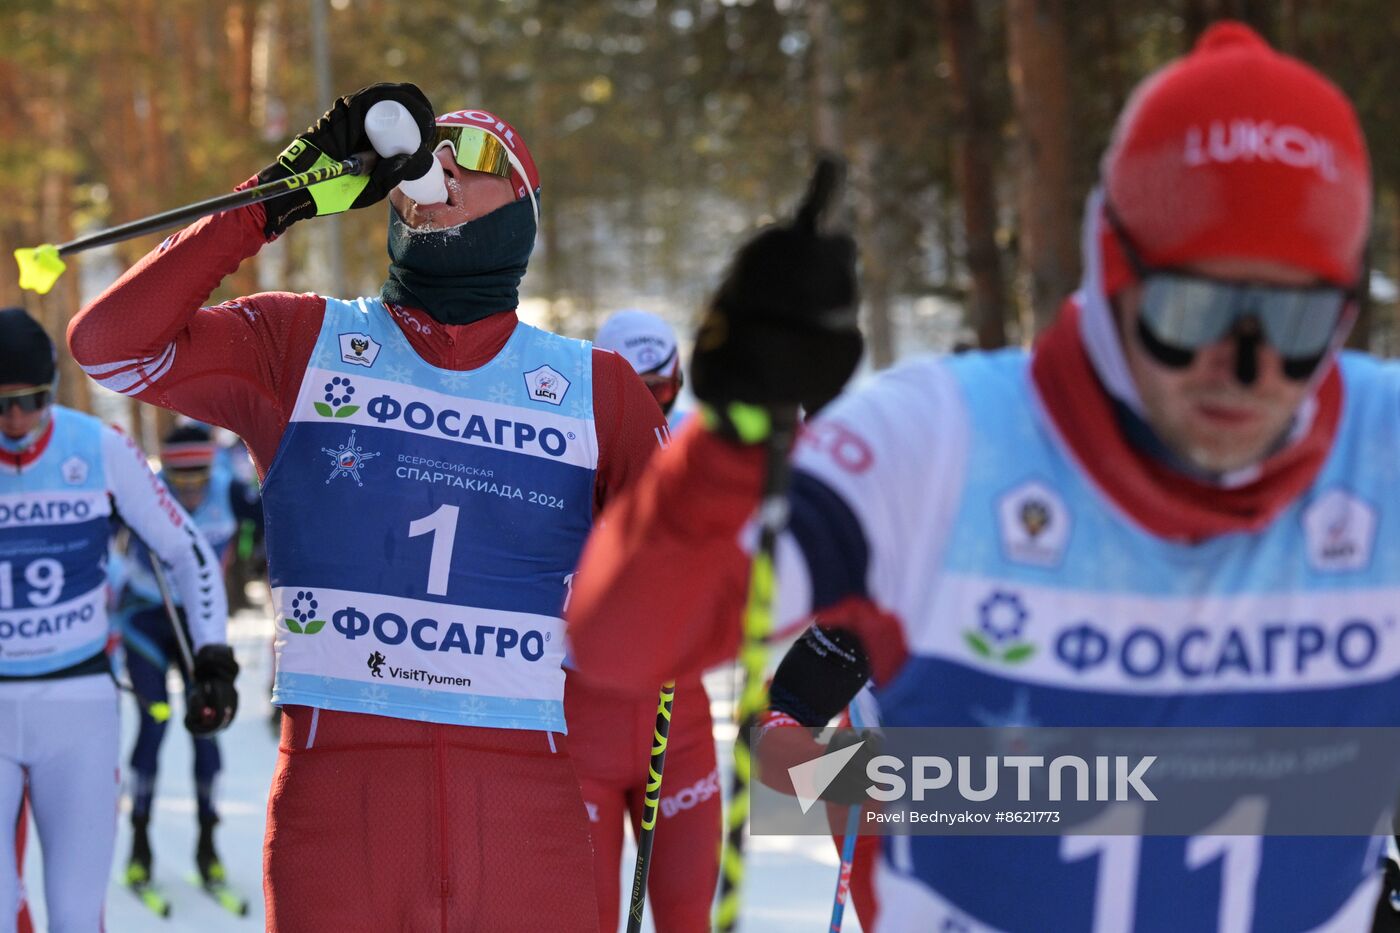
1103;22;1370;286
435;109;541;203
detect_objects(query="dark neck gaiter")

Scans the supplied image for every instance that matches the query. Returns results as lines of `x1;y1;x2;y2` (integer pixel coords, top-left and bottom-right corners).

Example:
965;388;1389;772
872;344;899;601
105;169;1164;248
381;196;537;326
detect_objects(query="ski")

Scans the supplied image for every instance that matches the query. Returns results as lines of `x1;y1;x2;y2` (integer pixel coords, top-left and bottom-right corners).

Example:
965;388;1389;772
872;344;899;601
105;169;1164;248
192;865;250;917
125;865;171;919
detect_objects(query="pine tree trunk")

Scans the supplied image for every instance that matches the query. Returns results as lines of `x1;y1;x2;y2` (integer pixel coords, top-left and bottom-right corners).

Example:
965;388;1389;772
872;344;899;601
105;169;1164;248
1006;0;1078;334
936;0;1008;348
807;0;844;151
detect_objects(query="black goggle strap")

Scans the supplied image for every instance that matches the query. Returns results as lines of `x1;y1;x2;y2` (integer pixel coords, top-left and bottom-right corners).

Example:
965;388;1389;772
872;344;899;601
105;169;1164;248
1101;200;1152;281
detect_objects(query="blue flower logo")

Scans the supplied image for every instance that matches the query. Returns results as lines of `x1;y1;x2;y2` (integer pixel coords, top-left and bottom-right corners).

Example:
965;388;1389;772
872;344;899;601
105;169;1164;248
978;591;1028;642
964;591;1035;664
314;377;359;418
286;590;326;635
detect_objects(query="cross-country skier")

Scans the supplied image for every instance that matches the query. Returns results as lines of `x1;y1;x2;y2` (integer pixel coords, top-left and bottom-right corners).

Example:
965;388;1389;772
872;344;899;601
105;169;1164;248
113;422;257;897
69;84;666;929
596;309;686;428
568;23;1400;931
0;306;236;931
569;308;719;932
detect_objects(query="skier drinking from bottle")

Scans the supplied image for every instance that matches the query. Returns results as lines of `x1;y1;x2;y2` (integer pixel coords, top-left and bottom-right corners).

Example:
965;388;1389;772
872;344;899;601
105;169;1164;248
70;84;665;929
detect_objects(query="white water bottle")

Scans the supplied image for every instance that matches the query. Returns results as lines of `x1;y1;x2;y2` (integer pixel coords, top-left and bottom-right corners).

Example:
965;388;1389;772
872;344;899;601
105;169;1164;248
364;100;448;205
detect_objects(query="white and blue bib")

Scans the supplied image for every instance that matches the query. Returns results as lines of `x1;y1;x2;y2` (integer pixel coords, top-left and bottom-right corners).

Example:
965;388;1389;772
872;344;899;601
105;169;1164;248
794;350;1400;932
262;299;598;731
0;408;113;677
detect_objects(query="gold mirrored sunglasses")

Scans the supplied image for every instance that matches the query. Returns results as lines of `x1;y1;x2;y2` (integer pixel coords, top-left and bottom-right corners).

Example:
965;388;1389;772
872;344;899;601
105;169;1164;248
432;125;512;179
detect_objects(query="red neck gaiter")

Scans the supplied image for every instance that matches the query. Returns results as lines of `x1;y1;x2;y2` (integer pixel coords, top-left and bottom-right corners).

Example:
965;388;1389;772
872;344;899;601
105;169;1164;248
1030;301;1342;543
0;417;54;472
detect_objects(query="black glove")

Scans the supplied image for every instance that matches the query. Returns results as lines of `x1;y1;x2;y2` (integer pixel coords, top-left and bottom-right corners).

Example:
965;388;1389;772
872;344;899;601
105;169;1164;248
769;625;870;727
690;157;862;442
818;728;883;805
185;644;239;736
257;82;437;238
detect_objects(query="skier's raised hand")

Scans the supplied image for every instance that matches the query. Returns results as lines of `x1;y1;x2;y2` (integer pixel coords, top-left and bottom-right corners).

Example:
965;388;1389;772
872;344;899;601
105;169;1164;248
690;156;862;442
257;82;436;238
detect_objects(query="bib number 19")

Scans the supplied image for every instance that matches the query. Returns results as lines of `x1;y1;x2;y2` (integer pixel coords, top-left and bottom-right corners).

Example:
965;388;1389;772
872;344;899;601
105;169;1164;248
0;554;65;607
0;558;65;609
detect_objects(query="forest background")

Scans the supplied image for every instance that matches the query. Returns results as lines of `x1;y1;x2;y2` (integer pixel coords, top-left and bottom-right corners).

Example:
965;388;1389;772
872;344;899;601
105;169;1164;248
3;0;1394;443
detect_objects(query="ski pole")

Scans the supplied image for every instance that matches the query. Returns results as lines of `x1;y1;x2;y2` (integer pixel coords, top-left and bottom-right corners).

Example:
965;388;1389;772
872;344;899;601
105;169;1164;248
829;700;868;933
625;681;676;933
713;410;798;933
15;152;376;295
830;795;862;932
147;553;197;680
713;155;845;932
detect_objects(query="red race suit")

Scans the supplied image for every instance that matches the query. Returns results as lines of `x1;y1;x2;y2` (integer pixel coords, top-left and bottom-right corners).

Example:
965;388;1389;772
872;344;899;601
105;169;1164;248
69;192;667;933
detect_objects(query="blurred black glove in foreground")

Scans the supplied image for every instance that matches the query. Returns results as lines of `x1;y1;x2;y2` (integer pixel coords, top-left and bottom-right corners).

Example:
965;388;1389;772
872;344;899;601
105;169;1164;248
691;157;862;443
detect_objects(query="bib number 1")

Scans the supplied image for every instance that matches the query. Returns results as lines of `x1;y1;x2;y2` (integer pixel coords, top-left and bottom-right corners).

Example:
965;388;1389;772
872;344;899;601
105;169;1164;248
408;504;460;596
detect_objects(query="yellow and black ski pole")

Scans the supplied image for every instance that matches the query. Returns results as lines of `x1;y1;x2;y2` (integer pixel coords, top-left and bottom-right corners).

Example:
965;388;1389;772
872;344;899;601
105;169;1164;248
712;155;845;932
15;152;375;295
713;409;798;932
625;681;676;933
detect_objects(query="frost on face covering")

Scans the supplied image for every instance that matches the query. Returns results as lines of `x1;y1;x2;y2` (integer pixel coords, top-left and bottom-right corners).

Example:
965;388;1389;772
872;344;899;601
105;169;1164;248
380;193;537;327
402;176;474;235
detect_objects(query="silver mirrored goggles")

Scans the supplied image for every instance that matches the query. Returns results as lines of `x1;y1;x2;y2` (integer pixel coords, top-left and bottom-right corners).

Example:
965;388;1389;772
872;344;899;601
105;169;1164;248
1138;273;1349;361
1104;200;1354;378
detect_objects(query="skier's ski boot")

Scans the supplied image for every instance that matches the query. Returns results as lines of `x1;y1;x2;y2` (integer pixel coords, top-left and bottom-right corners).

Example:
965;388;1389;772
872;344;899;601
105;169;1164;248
124;814;171;916
125;814;153;886
196;815;223;885
196;815;250;915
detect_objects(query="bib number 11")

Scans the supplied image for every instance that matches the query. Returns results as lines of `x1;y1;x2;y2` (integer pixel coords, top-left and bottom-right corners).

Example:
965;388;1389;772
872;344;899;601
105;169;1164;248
1061;798;1266;933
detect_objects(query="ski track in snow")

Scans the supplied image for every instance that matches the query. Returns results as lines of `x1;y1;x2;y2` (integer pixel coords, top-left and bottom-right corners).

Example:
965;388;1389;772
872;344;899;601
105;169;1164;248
21;603;861;932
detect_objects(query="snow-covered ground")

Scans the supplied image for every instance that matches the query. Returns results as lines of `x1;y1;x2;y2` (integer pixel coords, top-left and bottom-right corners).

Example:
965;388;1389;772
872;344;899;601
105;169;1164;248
21;603;861;932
